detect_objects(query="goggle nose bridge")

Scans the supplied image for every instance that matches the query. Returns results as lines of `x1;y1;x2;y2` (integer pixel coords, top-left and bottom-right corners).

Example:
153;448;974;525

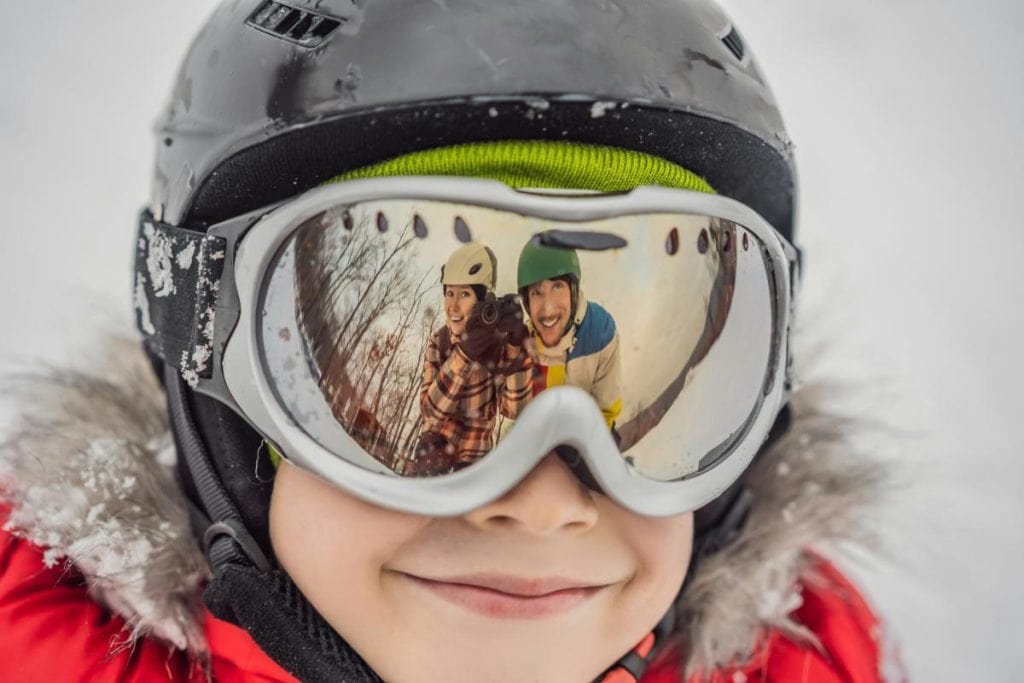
555;444;606;495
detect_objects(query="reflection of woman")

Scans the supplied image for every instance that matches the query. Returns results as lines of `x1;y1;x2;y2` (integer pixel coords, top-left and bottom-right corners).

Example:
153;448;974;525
517;241;623;432
413;244;533;475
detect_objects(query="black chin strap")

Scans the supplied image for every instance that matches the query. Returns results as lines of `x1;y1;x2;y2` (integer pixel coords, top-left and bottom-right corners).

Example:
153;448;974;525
204;563;384;682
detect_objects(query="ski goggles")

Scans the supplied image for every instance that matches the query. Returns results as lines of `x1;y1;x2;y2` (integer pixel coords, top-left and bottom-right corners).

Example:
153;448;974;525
134;177;799;517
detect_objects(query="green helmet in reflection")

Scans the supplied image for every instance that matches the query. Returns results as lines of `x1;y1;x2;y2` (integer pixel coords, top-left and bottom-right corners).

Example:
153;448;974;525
517;242;581;290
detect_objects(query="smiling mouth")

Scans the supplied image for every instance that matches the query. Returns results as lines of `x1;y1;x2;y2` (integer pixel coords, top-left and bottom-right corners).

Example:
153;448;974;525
400;572;607;619
539;315;561;330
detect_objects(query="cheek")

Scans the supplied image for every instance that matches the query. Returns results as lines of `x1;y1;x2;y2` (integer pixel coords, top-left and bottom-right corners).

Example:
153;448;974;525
599;505;693;639
631;512;693;586
557;289;572;312
270;464;429;637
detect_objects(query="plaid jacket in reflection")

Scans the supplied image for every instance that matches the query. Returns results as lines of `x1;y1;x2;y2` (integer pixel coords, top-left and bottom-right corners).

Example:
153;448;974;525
419;329;533;463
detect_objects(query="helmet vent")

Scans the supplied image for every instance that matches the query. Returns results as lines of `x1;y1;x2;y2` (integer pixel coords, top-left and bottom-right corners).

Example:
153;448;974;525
247;1;343;48
721;26;746;62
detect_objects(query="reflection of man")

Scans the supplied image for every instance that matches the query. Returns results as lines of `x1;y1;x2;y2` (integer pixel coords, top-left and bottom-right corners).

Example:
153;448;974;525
415;244;533;475
517;241;622;431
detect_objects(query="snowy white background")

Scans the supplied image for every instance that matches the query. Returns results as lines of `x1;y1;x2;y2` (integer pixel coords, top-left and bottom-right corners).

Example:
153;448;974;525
1;2;1021;679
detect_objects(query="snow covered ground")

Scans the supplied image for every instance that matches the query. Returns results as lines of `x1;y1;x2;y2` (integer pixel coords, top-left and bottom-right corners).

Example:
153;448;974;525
1;2;1021;679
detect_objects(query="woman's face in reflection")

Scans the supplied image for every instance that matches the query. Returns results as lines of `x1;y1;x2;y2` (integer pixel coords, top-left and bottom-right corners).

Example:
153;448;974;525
444;285;478;338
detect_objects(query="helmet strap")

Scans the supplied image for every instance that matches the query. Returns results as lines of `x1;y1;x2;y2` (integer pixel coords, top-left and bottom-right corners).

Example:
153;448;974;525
565;277;580;342
164;363;269;570
164;358;387;679
594;606;676;682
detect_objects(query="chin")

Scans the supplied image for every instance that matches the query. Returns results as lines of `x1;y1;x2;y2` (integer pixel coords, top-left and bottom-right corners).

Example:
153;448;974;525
540;331;562;348
390;628;603;683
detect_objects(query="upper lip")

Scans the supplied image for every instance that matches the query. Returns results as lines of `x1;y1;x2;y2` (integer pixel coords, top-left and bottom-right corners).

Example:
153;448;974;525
405;573;608;597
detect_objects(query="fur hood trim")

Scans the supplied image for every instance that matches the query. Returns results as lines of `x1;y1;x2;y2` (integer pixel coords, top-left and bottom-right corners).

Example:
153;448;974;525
0;338;209;653
675;376;888;674
0;336;887;672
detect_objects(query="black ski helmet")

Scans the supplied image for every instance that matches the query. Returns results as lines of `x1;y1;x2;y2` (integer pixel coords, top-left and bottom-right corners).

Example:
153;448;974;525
147;2;797;677
154;0;794;237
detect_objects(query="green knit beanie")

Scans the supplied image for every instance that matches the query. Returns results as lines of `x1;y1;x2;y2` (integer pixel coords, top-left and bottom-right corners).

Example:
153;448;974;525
327;140;714;194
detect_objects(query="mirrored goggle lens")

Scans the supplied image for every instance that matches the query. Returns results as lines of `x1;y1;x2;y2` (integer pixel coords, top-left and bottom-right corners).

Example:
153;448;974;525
259;198;777;482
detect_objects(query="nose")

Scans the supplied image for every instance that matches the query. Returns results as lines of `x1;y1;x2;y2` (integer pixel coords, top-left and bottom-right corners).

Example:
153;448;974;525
463;453;599;535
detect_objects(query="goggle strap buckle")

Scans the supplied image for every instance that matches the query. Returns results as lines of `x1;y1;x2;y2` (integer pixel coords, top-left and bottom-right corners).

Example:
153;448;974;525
203;519;272;573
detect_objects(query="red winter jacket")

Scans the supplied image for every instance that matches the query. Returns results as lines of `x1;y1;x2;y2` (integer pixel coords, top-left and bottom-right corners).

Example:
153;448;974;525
642;559;886;683
0;523;883;683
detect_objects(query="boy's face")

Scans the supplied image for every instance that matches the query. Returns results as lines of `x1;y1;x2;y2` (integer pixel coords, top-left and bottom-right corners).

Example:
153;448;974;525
527;278;573;348
271;456;693;682
444;284;478;338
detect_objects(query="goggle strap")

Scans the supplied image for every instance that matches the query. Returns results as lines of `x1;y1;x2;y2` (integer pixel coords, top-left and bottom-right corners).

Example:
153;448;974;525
133;210;227;387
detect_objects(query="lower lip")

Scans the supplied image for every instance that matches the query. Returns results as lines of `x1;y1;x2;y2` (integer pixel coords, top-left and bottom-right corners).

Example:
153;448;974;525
402;575;603;619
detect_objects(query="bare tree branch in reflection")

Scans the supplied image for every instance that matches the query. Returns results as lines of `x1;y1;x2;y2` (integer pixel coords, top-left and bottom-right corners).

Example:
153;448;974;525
365;271;436;453
295;210;441;468
296;210;375;359
391;309;440;472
